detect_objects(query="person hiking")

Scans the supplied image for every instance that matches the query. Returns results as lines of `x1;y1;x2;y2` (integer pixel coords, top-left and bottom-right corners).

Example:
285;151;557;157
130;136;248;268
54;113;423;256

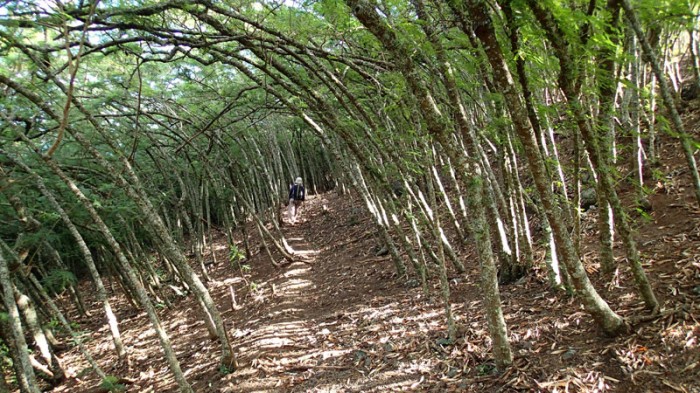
287;177;305;224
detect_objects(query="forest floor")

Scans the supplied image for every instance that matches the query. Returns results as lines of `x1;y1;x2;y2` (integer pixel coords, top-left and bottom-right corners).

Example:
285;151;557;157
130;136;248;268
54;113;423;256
51;114;700;392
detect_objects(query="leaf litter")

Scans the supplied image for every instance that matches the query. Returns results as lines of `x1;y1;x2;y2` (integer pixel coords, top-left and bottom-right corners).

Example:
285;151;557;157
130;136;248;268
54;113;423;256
49;135;700;393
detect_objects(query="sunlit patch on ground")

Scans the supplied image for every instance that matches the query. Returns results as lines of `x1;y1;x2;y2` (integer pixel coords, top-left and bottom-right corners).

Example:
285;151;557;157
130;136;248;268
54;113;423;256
48;191;700;393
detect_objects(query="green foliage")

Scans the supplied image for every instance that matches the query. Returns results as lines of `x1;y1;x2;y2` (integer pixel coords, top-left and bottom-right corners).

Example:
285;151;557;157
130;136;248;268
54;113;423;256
42;269;77;294
229;243;246;269
635;207;653;223
45;318;79;338
100;375;126;392
155;268;167;281
45;318;60;330
218;364;235;375
0;338;13;372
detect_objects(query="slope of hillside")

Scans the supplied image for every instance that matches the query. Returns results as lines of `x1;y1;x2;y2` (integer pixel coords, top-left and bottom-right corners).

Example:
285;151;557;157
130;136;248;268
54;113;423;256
50;131;700;393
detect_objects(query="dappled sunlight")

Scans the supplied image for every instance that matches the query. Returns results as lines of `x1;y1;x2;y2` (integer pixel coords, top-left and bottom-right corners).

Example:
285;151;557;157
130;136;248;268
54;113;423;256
251;336;297;350
275;278;313;292
262;307;304;319
282;267;312;278
43;189;700;393
212;243;228;251
293;248;321;257
263;297;306;311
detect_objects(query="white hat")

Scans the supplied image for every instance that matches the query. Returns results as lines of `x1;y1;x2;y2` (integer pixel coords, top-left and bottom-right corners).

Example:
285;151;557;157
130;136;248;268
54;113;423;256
295;177;303;185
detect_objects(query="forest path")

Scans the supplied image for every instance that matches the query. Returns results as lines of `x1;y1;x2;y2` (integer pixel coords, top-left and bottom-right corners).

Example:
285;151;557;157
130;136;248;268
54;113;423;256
224;196;356;392
218;194;429;392
50;188;700;393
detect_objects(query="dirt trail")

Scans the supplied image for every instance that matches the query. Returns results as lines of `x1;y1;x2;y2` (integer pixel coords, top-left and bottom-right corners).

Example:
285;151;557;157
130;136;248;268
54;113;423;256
218;196;399;392
231;224;326;391
50;186;699;393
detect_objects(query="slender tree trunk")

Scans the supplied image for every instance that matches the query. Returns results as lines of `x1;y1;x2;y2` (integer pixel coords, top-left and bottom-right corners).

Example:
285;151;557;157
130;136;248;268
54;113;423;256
27;268;106;380
13;285;65;383
350;0;512;368
622;0;700;205
410;173;466;274
689;29;700;88
525;0;659;311
1;153;128;362
6;150;193;393
628;36;648;206
0;252;41;393
353;164;407;277
0;73;238;369
461;0;625;334
506;132;534;269
431;165;466;241
424;165;456;341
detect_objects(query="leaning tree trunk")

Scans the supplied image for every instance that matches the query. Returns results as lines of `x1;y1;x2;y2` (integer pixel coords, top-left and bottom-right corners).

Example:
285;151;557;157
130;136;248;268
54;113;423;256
349;0;513;369
412;0;510;355
0;188;91;318
592;0;622;275
525;0;659;312
424;165;457;341
460;0;626;334
12;284;65;384
0;251;41;393
386;191;429;292
352;163;407;277
6;149;194;393
2;152;128;361
621;0;700;205
406;165;466;274
506;131;535;270
25;271;106;380
0;74;237;370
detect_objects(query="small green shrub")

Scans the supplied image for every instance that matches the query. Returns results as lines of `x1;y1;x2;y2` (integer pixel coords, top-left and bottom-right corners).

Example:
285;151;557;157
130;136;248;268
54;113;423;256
218;364;234;375
100;375;126;392
229;243;246;269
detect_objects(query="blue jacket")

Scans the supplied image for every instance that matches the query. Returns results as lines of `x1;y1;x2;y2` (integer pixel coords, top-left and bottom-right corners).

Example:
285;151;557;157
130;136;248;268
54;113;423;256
289;184;305;201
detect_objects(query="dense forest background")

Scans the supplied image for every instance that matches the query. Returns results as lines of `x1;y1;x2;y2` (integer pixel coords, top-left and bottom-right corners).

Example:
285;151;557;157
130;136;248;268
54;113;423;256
1;0;699;392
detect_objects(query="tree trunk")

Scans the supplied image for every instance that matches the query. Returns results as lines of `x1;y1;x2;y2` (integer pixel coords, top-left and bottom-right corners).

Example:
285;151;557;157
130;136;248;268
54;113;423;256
424;165;456;341
0;72;237;370
622;0;700;205
525;0;659;312
5;150;193;393
3;153;129;361
461;0;625;334
0;251;41;393
349;0;513;369
13;286;65;384
26;272;106;380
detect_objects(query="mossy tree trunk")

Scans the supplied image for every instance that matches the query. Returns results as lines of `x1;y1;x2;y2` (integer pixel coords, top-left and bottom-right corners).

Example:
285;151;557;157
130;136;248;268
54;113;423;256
525;0;659;312
460;0;626;335
0;251;41;393
347;0;513;369
1;152;128;361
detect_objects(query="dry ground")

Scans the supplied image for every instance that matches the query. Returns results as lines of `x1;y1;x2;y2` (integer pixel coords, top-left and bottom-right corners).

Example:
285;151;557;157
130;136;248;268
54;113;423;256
45;114;700;392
